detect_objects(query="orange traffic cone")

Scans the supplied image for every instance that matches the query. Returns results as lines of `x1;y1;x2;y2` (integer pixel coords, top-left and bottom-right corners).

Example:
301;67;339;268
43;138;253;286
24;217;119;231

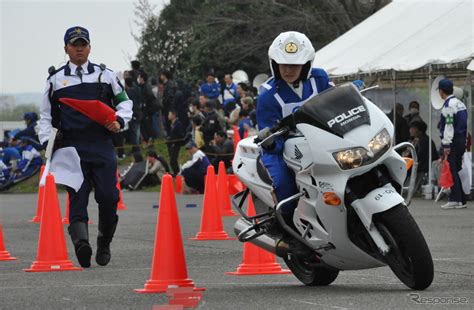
232;126;241;152
30;165;45;223
116;170;127;210
190;166;234;241
226;196;290;275
135;174;204;293
175;175;183;194
217;161;237;216
62;193;70;225
24;174;82;272
0;224;17;261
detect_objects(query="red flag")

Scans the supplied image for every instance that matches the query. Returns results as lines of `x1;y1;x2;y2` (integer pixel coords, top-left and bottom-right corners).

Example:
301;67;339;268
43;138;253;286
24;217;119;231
438;160;454;188
59;98;116;126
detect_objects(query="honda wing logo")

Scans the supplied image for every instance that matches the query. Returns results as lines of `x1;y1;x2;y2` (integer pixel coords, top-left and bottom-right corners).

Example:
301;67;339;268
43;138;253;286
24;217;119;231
294;145;303;160
327;105;366;128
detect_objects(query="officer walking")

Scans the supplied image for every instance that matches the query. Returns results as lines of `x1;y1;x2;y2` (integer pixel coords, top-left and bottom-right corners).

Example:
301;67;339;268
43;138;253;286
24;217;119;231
38;26;133;267
437;78;468;209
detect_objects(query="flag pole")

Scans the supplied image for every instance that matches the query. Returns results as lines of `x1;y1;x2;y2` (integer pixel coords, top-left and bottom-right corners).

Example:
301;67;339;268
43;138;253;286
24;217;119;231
39;128;57;187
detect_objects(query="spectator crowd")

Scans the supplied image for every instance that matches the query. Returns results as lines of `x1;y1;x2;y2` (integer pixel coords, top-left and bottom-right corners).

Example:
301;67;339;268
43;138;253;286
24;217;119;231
94;61;260;193
0;60;470;202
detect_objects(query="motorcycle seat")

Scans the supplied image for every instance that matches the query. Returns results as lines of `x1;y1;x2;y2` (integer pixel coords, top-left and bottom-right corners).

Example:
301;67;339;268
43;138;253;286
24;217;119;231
256;155;273;186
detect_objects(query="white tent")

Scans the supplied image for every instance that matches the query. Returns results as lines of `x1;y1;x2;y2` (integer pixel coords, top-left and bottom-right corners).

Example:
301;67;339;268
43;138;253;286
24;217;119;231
313;0;473;199
314;0;474;76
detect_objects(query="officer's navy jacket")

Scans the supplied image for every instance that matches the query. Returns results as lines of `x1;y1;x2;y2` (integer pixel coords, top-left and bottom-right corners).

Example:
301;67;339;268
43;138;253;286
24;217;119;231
39;61;133;144
439;95;467;148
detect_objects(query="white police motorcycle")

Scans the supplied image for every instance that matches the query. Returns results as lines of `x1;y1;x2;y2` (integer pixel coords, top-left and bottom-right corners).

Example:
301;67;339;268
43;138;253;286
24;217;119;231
231;83;434;290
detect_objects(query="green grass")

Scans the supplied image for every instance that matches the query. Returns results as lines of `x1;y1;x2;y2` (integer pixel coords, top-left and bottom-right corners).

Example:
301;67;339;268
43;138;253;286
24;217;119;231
2;139;191;194
3;174;41;193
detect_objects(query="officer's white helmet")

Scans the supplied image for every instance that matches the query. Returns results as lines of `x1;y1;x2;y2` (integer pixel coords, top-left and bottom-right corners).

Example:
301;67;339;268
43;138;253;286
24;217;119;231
268;31;315;81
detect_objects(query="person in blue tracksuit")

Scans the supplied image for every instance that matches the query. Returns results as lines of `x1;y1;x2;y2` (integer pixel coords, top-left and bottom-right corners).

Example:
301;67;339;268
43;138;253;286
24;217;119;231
256;31;332;230
221;74;240;115
180;140;211;194
0;146;21;166
12;137;43;182
38;26;132;268
13;112;40;145
199;73;221;100
0;158;12;188
437;78;468;209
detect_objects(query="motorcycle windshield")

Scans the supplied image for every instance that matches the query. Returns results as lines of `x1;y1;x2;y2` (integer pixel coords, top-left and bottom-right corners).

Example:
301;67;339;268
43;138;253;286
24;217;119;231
294;83;371;137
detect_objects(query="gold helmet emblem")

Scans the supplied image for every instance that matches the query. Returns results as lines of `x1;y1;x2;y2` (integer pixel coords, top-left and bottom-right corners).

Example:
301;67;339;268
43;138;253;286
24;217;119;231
285;42;298;53
75;28;81;34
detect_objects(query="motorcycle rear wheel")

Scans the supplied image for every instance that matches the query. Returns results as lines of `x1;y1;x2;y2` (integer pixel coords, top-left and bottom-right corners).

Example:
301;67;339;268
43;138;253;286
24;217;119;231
283;254;339;286
374;204;434;290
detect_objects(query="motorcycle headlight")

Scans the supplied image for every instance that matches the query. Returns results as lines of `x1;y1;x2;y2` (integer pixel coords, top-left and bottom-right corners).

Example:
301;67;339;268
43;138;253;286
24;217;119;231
333;129;391;170
368;128;391;155
333;147;369;170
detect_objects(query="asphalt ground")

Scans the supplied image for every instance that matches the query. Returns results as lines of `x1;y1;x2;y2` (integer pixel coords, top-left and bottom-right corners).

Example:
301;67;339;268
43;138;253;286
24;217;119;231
0;192;472;310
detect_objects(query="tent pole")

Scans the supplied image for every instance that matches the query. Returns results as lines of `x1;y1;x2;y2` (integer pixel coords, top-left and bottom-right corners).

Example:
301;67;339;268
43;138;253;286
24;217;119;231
427;65;433;197
468;67;473;148
468;65;473;195
391;70;397;145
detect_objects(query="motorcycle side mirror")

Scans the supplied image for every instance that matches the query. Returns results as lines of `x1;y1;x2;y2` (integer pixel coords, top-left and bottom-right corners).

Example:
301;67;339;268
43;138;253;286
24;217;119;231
360;85;380;93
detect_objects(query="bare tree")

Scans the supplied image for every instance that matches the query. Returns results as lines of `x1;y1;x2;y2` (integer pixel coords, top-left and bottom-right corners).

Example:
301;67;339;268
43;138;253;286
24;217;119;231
135;0;391;79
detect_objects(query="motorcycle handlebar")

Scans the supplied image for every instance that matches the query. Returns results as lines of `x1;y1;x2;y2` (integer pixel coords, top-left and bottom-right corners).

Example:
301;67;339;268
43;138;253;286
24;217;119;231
254;114;294;144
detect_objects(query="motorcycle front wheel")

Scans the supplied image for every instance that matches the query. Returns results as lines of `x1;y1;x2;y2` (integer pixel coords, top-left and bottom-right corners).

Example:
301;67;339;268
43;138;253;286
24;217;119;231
374;204;434;290
283;254;339;286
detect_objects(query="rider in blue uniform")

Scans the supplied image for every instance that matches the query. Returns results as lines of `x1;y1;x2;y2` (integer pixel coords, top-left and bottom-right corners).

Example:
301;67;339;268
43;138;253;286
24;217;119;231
256;31;332;229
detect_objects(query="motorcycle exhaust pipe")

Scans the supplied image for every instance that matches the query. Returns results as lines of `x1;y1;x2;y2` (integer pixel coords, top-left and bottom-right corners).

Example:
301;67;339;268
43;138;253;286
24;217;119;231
234;219;289;258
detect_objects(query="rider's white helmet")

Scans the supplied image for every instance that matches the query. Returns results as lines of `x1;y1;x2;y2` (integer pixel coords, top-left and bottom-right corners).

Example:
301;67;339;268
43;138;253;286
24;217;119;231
268;31;315;81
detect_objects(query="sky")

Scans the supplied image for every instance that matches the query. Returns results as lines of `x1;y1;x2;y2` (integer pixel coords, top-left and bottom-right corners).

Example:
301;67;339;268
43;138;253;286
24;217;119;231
0;0;167;94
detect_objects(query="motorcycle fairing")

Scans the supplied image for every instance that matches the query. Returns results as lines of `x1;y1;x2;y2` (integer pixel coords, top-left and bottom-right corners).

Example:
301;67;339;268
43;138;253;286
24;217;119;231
294;83;370;137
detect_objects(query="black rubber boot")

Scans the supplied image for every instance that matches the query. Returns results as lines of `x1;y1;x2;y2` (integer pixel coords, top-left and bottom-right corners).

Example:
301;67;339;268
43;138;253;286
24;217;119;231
68;221;92;268
96;215;118;266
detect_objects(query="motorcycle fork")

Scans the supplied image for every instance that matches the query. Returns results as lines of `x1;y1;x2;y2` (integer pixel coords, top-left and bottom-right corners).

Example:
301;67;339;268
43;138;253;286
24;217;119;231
346;179;392;256
351;197;391;255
